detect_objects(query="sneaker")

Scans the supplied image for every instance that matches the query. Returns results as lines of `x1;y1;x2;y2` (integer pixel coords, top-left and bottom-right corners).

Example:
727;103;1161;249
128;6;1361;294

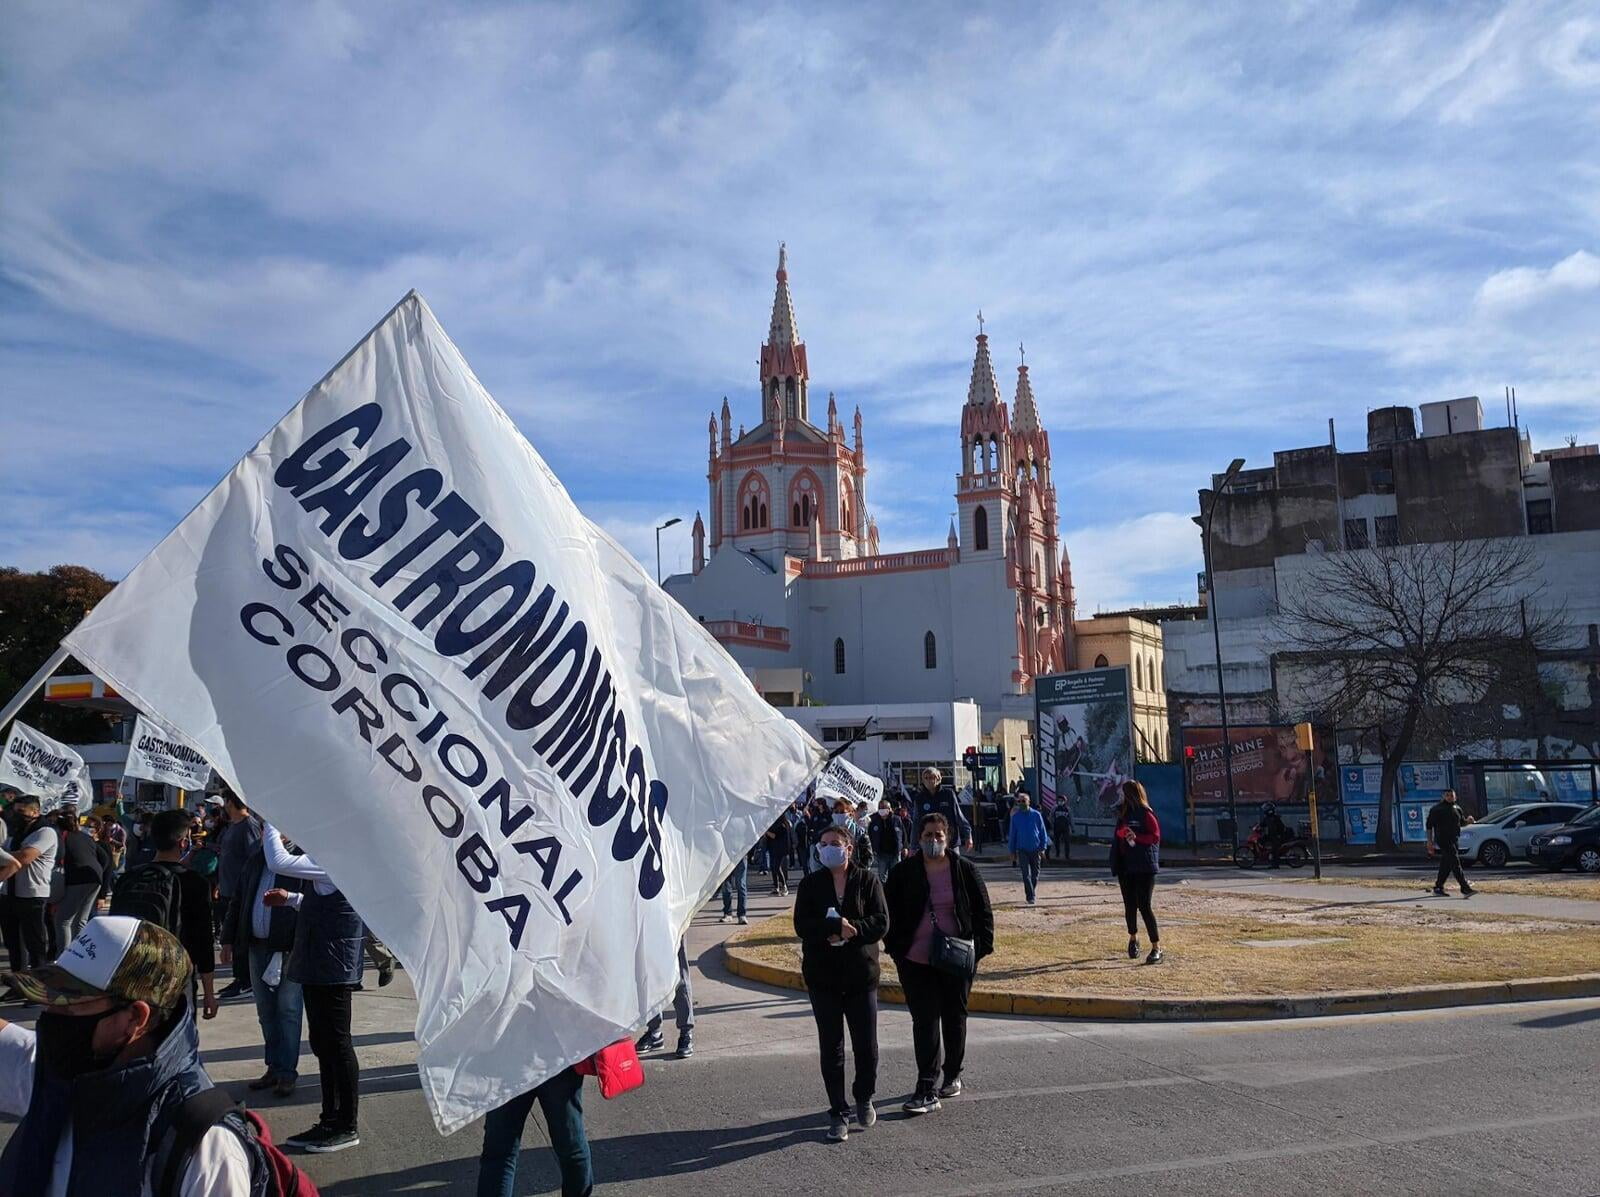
1431;887;1448;896
298;1125;360;1153
635;1030;665;1052
1146;946;1164;965
856;1101;876;1128
737;915;749;925
1127;938;1139;960
827;1115;849;1142
272;1076;297;1099
718;914;732;924
937;1078;962;1099
377;959;396;988
217;979;252;1000
1461;886;1475;898
901;1093;941;1116
247;1071;277;1092
675;1034;694;1059
284;1122;330;1148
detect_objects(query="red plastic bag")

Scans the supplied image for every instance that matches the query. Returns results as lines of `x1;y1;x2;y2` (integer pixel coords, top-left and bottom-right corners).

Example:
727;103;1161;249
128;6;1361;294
574;1039;645;1099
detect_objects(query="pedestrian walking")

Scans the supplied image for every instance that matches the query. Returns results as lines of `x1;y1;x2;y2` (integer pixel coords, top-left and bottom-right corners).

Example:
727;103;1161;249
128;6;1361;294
109;809;220;1021
764;815;793;896
1051;800;1073;860
884;813;994;1115
718;856;748;924
794;823;887;1142
218;831;305;1099
215;792;262;999
1427;789;1476;898
1110;780;1163;964
909;768;974;855
51;811;108;949
1006;794;1049;904
0;915;306;1194
476;1066;593;1197
867;799;904;884
635;937;695;1058
262;823;366;1152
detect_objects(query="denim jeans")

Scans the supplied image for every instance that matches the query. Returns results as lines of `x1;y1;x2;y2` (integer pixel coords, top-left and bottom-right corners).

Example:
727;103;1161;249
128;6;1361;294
247;942;304;1079
719;859;748;917
645;938;695;1036
1017;849;1042;902
477;1067;592;1197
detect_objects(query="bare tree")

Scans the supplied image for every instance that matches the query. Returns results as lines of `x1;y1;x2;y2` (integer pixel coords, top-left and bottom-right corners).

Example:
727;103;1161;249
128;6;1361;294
1277;534;1564;851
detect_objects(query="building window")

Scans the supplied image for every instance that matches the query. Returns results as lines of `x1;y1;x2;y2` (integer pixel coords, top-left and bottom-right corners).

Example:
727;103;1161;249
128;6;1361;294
1374;515;1399;547
1527;499;1554;535
974;505;989;551
924;631;937;670
834;638;846;674
1094;653;1109;668
1343;518;1369;550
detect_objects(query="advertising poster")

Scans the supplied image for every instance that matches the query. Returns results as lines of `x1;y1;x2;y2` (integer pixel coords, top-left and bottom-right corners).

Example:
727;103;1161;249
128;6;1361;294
1034;667;1133;838
1338;761;1452;844
1183;725;1312;808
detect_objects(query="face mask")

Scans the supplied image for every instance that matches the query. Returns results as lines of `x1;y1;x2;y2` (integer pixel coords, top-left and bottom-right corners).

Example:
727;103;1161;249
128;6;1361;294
35;1007;124;1079
818;843;848;868
832;813;850;828
921;839;947;858
878;808;890;817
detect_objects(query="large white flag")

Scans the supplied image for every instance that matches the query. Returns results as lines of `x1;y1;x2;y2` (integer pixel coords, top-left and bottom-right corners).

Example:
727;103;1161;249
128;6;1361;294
63;293;824;1133
0;721;94;811
123;713;214;792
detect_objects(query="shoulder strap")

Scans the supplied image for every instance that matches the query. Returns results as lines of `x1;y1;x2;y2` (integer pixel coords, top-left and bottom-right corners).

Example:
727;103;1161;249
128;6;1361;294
155;1088;240;1197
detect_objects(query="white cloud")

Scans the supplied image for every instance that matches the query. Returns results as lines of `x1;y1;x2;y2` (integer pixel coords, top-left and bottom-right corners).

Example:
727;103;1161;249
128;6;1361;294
1064;512;1202;615
1476;250;1600;312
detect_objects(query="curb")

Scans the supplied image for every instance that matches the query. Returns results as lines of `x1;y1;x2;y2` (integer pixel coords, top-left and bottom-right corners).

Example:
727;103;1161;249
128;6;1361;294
722;939;1600;1021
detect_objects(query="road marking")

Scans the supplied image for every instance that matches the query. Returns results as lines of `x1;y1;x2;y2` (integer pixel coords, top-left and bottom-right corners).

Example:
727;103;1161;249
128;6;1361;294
925;1107;1600;1194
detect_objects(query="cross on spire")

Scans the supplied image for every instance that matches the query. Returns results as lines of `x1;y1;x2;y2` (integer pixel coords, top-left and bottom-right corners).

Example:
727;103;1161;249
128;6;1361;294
1018;341;1026;366
977;309;985;337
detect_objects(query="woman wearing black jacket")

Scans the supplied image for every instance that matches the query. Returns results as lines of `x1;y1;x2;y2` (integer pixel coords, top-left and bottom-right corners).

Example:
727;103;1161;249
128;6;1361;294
793;823;888;1143
884;812;994;1115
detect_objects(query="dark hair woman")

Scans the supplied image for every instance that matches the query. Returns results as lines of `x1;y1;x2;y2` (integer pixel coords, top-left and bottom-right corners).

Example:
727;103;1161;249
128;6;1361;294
794;823;888;1142
1111;780;1162;964
883;812;994;1115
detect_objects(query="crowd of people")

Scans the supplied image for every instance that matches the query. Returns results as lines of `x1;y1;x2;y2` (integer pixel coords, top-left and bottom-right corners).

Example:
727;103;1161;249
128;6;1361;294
0;762;1175;1191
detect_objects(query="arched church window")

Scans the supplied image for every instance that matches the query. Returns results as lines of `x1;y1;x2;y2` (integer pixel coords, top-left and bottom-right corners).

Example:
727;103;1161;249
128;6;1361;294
834;638;846;674
973;505;989;551
924;631;937;670
792;501;801;527
1094;653;1109;669
758;502;768;528
988;434;999;474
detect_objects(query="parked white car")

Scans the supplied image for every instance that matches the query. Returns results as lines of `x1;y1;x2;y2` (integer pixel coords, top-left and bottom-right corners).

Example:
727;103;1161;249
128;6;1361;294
1458;802;1586;868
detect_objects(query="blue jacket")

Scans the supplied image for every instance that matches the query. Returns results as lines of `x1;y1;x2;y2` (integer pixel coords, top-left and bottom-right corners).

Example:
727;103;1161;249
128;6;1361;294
1007;807;1050;853
288;886;366;987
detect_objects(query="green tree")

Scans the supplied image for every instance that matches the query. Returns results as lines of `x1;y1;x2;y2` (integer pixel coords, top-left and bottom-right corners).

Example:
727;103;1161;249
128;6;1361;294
0;565;117;743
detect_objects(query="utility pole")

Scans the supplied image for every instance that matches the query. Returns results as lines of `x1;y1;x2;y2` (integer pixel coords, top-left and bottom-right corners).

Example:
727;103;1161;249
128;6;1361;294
1195;458;1246;854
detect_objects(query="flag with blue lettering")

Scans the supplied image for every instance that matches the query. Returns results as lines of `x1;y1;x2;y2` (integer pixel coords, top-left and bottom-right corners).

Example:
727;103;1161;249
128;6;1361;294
63;293;825;1133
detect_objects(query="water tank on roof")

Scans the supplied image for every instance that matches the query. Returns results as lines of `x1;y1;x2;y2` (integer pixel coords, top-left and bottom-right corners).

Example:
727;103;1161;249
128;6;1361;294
1420;397;1483;437
1367;406;1416;449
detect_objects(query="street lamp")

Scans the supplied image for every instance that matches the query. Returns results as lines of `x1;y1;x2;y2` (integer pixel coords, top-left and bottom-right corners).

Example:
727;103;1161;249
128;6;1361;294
1194;457;1246;856
654;517;681;585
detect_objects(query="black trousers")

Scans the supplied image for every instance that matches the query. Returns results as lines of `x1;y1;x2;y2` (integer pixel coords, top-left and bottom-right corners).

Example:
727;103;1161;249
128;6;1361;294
807;984;878;1116
770;855;789;892
897;959;970;1095
0;897;50;972
1435;843;1468;892
1118;873;1159;941
303;982;359;1132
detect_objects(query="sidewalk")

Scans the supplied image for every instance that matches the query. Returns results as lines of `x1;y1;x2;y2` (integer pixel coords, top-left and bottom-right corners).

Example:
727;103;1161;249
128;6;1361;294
1174;871;1600;923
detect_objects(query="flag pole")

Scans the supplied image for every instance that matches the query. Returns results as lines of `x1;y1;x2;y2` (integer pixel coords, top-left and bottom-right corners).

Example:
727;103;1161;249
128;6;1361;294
0;645;71;733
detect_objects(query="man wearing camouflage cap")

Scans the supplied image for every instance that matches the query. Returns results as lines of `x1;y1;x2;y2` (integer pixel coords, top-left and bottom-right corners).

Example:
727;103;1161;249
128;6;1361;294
0;915;258;1194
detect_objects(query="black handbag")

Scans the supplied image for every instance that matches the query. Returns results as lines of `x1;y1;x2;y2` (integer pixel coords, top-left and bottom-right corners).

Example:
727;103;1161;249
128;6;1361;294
926;891;976;978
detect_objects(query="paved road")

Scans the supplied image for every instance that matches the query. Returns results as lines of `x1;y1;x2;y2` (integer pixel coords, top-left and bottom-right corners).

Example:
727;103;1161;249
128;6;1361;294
6;874;1600;1195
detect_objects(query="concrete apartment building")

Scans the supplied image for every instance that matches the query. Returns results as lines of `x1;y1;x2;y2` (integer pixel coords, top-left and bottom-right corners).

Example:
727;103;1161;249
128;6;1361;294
1163;397;1600;783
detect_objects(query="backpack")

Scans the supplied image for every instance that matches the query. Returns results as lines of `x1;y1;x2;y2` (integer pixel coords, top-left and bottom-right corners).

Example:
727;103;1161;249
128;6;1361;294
155;1088;318;1197
110;861;184;938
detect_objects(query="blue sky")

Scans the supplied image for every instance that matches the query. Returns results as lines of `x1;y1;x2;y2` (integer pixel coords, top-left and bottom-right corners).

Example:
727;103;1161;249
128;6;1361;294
3;1;1598;613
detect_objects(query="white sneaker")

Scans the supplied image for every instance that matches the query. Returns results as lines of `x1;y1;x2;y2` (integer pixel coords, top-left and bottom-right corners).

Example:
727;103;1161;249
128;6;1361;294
718;915;732;924
737;915;749;925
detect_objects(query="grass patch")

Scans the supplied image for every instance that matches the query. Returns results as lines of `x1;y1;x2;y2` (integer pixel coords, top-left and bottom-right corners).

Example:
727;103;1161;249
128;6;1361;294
729;887;1600;999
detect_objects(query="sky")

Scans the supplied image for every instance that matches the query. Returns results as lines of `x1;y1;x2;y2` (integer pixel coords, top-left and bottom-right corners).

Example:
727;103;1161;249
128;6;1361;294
3;1;1598;614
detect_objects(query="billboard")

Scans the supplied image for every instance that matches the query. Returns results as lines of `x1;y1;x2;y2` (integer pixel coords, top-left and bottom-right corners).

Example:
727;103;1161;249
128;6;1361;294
1183;724;1314;809
1035;667;1134;838
1339;761;1452;845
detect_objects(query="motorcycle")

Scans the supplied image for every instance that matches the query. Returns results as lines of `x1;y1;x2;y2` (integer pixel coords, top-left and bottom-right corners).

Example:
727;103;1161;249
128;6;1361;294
1234;824;1308;870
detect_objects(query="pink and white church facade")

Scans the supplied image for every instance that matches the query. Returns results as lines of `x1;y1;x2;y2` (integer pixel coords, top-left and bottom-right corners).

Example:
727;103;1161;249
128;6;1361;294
664;247;1079;737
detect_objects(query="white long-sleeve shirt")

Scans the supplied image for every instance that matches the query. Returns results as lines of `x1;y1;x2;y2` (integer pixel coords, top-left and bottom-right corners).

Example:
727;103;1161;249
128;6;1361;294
260;823;336;895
